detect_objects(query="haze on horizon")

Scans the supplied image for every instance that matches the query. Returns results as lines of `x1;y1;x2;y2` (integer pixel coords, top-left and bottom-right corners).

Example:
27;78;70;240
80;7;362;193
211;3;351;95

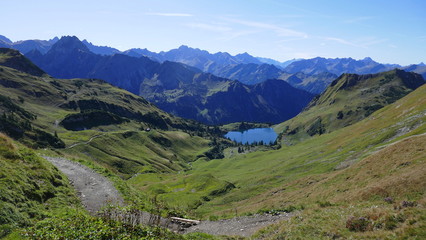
2;0;425;65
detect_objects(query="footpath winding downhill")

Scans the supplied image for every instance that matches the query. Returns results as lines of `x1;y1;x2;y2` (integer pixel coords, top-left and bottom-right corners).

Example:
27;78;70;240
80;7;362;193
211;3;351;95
66;134;105;149
43;156;124;213
44;156;294;237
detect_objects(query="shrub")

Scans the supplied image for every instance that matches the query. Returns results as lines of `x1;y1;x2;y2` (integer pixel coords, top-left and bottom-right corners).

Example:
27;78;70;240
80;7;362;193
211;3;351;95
400;201;417;208
316;201;333;208
307;117;325;136
336;111;344;119
346;216;372;232
384;215;398;230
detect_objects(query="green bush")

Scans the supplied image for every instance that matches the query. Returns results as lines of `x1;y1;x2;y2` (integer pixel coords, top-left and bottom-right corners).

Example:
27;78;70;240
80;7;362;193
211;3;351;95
384;214;405;230
316;201;333;208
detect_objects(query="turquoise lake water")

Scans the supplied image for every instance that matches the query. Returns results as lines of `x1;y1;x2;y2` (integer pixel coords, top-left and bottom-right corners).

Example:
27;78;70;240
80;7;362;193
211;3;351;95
225;128;278;144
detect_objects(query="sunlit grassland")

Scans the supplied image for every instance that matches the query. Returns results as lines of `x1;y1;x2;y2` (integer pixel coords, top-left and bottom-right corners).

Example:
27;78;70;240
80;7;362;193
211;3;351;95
274;70;422;138
128;85;425;221
60;130;210;178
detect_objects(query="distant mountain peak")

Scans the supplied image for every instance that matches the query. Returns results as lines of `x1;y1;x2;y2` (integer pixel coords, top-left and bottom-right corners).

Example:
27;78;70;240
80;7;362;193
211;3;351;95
236;52;250;57
178;45;190;49
50;36;90;53
81;39;120;55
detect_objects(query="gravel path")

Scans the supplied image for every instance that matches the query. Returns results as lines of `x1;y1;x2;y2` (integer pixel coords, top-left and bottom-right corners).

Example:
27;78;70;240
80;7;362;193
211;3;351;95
43;156;124;213
184;212;295;237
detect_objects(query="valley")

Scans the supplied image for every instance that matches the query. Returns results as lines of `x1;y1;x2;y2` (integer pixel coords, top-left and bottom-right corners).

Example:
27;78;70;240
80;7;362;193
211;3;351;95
0;35;425;240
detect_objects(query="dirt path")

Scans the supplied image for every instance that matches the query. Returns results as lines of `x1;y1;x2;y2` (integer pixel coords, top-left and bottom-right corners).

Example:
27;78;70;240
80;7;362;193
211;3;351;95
43;156;124;213
66;134;105;149
184;212;295;237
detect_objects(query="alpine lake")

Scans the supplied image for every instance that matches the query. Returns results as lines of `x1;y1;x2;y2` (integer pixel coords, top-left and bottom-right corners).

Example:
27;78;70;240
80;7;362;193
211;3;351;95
225;128;278;145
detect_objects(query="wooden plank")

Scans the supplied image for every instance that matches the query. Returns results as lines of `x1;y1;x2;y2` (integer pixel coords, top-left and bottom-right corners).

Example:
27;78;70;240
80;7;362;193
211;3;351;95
171;217;201;225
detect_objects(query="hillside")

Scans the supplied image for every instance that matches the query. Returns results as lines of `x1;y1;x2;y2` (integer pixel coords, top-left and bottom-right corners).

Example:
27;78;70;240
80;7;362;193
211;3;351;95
212;63;283;85
275;69;424;141
0;133;80;238
141;61;315;124
0;48;229;239
0;135;193;239
403;63;426;79
278;71;338;94
133;81;426;238
0;48;46;77
0;49;218;179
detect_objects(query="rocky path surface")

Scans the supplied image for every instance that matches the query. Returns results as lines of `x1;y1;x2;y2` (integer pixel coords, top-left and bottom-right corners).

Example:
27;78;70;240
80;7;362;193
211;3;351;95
184;212;295;237
43;156;124;213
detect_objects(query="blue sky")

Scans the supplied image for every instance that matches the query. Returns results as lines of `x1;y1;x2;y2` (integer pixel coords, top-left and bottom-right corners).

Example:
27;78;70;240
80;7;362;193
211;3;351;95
2;0;425;65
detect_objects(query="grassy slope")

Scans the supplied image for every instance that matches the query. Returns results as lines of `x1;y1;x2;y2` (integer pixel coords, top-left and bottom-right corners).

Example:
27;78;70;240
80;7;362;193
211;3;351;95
128;173;235;214
206;84;424;208
0;133;80;238
253;134;425;239
61;130;210;179
275;69;424;141
0;51;225;239
133;84;425;230
0;62;214;176
0;64;169;132
0;52;230;214
0;133;208;240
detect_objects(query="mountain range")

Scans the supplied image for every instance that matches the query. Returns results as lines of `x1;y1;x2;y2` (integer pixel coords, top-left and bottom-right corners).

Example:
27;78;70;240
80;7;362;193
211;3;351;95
23;36;315;124
3;34;425;91
2;34;426;125
0;35;59;54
